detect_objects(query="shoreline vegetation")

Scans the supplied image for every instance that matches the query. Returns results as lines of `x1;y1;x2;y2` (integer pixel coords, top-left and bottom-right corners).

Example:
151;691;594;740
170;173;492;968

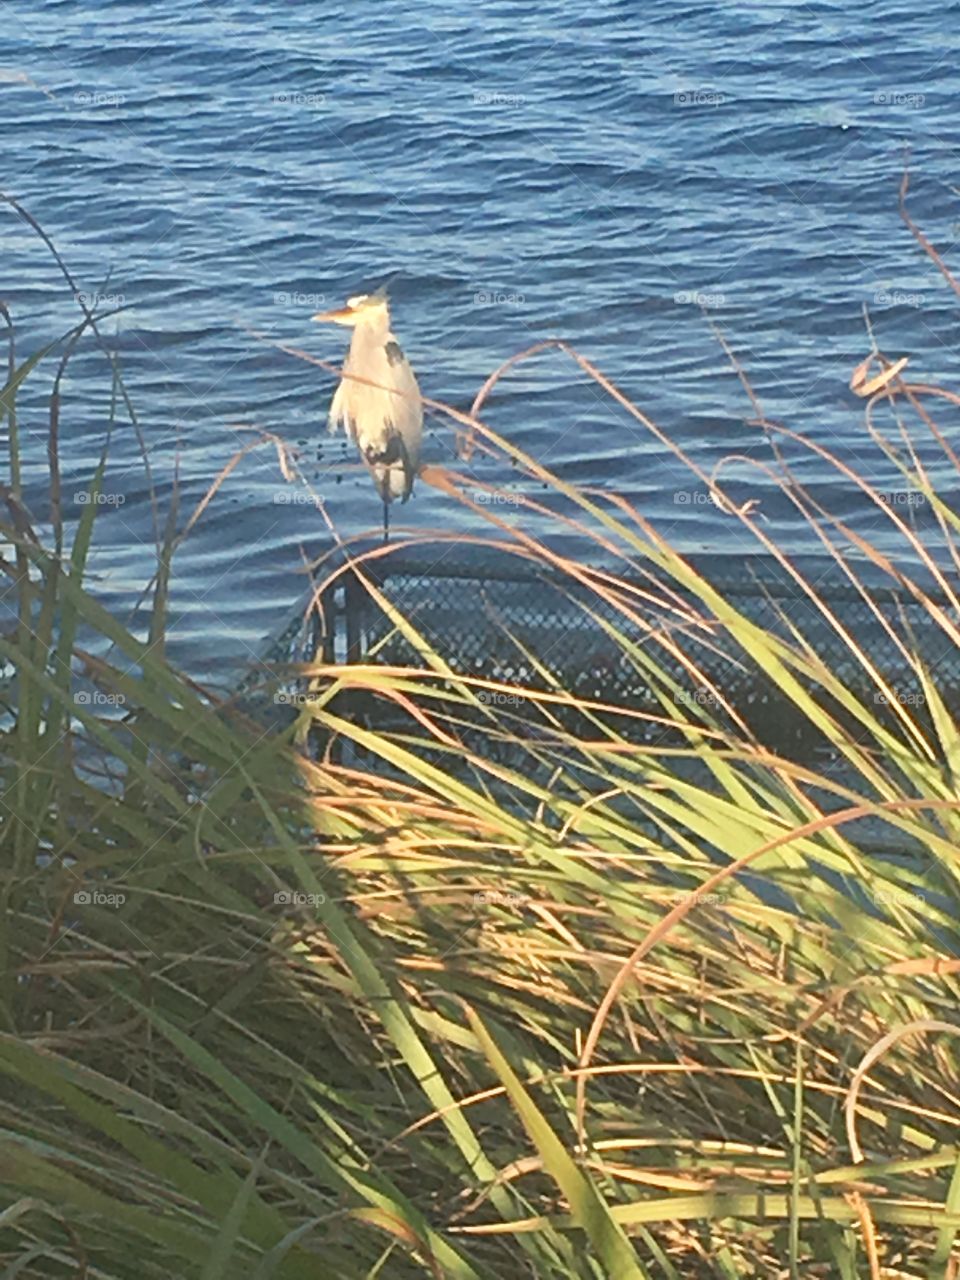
2;191;960;1278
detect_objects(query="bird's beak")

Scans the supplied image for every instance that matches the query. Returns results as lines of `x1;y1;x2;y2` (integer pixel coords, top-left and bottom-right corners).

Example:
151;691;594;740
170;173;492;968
311;307;354;323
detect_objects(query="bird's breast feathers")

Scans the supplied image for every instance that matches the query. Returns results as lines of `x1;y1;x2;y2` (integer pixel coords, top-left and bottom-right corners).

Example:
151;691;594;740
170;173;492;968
327;332;422;453
325;327;423;504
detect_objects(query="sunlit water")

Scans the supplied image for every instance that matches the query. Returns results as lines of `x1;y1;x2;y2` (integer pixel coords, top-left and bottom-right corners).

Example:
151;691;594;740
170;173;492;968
4;0;960;685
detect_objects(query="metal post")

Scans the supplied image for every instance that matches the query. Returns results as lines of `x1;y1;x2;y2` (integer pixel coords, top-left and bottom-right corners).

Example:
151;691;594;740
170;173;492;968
344;569;364;665
312;580;336;667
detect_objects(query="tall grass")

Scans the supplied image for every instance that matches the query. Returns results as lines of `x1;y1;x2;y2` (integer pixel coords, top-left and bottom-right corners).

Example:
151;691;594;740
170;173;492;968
1;194;959;1278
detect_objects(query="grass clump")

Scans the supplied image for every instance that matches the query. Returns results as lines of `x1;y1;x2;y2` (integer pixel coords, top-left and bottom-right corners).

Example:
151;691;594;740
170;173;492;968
1;196;960;1278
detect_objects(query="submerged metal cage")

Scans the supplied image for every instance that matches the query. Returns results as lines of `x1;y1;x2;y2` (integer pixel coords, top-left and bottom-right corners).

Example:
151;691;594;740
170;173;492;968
251;548;960;762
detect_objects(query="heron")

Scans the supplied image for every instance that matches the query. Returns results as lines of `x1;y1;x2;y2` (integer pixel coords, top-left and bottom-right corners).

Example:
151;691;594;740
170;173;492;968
312;291;423;542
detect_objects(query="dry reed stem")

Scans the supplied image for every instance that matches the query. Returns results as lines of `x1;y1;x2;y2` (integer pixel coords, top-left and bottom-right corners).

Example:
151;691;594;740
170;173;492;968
845;1020;960;1164
575;798;960;1146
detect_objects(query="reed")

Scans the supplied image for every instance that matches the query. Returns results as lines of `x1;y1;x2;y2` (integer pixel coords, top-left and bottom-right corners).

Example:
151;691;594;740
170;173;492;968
1;196;958;1278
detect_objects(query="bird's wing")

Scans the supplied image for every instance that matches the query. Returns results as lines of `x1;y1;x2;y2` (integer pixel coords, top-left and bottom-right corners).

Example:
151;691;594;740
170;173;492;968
327;375;356;441
362;430;415;504
328;329;423;502
387;359;423;471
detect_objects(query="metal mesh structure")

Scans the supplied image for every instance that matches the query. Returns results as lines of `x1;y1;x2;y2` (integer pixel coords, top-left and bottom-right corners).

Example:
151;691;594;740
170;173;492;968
254;549;960;763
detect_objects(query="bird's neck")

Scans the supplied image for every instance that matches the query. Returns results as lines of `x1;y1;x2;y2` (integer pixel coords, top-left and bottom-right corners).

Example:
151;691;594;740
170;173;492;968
349;315;392;355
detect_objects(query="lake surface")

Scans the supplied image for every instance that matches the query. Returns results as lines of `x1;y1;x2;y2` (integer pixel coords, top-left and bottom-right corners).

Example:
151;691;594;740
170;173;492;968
4;0;960;686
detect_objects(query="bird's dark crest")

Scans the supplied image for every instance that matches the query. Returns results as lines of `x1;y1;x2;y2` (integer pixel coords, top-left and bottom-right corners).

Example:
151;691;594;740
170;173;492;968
372;271;400;301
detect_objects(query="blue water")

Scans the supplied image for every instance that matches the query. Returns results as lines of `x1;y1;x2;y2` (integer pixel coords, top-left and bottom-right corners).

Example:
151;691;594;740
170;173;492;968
4;0;960;684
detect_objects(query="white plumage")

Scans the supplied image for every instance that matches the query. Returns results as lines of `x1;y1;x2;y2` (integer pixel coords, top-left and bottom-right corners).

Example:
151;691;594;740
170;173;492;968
313;293;423;531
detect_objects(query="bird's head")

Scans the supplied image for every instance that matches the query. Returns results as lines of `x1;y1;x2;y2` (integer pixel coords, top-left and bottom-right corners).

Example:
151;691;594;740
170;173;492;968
311;292;389;328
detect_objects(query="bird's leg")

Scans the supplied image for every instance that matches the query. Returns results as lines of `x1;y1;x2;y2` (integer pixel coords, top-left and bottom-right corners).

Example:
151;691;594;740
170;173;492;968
382;499;389;545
